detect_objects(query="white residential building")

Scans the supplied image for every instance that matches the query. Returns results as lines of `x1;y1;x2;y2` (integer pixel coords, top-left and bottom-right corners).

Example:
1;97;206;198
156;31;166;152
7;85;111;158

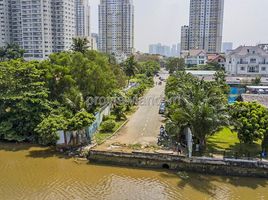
99;0;134;55
182;0;224;53
182;49;208;66
225;46;268;76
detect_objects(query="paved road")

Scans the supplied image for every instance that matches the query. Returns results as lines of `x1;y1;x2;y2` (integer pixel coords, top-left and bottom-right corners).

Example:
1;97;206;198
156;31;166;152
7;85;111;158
97;71;169;149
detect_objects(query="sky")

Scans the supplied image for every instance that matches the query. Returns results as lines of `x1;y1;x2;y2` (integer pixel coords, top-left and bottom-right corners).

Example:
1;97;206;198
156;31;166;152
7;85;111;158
90;0;268;53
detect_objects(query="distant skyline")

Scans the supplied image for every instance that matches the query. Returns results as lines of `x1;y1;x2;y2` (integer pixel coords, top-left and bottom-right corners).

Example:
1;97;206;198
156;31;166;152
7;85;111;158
90;0;268;53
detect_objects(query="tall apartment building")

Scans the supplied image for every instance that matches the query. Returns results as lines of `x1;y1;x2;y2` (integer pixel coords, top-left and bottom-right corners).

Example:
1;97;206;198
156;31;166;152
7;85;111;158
180;25;189;51
99;0;134;55
9;0;55;59
0;0;11;47
181;0;224;53
91;33;98;50
52;0;76;53
0;0;89;60
149;43;172;57
75;0;90;37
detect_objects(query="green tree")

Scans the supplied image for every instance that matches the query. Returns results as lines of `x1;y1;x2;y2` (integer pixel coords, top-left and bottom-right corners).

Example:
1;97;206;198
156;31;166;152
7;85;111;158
0;50;127;145
123;55;138;84
165;72;229;150
68;111;95;131
138;61;160;77
166;57;185;73
0;60;51;142
214;70;230;95
0;43;25;61
112;90;127;120
35;115;68;145
229;102;268;144
71;37;89;53
251;76;261;86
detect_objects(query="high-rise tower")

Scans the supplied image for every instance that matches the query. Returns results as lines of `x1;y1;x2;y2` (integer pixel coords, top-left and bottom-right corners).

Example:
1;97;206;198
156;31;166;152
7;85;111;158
99;0;134;55
75;0;91;37
0;0;89;60
181;0;224;53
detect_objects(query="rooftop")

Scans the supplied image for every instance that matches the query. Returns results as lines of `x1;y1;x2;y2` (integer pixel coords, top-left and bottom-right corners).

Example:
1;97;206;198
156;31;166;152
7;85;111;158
228;46;268;57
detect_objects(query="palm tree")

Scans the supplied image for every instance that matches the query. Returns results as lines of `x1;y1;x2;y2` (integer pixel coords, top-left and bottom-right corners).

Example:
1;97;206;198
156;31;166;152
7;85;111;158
166;72;229;150
63;88;87;114
122;55;138;85
71;37;89;54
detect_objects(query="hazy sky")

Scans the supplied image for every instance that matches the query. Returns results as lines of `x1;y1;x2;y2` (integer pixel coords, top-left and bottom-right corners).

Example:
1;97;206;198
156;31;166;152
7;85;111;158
90;0;268;52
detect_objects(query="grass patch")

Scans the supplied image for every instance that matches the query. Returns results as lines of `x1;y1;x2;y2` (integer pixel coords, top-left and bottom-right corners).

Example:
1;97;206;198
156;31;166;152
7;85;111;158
125;105;138;116
207;127;262;157
94;132;114;145
94;119;126;145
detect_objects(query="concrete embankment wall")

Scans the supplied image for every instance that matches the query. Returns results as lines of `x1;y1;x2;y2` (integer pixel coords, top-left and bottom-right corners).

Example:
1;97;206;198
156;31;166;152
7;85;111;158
88;150;268;178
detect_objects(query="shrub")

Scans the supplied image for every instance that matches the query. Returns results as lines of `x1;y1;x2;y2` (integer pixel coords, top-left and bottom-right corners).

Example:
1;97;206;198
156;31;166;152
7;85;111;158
101;120;116;132
35;115;68;145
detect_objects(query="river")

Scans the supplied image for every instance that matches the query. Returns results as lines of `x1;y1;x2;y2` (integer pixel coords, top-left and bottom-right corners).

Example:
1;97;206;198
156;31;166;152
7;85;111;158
0;143;268;200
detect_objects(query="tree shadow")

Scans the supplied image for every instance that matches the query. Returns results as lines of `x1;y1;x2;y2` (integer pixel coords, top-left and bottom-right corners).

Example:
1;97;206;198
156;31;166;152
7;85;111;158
160;172;217;196
207;140;232;151
26;148;70;159
229;143;261;157
0;142;38;152
206;140;262;158
0;142;70;159
160;171;268;196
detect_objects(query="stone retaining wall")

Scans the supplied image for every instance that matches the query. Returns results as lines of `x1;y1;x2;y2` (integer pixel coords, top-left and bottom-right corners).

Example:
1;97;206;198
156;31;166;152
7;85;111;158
88;150;268;178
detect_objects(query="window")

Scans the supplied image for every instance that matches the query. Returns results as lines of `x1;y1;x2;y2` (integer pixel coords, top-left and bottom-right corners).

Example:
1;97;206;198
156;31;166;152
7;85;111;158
250;58;256;63
262;67;266;71
240;67;245;71
248;66;258;73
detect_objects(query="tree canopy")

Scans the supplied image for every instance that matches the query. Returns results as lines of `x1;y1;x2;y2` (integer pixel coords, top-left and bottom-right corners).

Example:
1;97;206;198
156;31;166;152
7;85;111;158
71;37;90;54
0;43;25;61
229;102;268;145
165;71;229;150
166;57;185;73
0;50;126;144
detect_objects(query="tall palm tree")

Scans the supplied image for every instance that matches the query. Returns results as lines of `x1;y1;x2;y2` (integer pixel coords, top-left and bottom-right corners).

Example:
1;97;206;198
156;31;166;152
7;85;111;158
71;37;89;54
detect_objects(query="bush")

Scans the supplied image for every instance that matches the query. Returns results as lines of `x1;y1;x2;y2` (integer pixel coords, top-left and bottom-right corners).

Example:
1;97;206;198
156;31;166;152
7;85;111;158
35;115;68;145
101;120;116;132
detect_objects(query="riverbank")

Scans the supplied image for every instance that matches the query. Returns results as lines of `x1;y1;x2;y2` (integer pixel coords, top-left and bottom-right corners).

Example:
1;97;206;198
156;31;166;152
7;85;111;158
88;150;268;178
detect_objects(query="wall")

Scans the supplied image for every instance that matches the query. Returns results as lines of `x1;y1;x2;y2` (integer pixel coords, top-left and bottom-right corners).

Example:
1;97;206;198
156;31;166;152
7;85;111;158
57;104;111;146
89;150;268;178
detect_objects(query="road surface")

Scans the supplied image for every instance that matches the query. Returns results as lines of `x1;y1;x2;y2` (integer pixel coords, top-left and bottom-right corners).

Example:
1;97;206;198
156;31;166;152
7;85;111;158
96;71;169;150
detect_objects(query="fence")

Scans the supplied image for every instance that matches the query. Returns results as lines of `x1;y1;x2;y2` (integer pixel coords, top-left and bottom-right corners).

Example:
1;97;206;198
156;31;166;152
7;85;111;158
57;104;111;146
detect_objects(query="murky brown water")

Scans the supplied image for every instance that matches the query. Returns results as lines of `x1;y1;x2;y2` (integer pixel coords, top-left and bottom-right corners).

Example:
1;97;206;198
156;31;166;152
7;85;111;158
0;143;268;200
